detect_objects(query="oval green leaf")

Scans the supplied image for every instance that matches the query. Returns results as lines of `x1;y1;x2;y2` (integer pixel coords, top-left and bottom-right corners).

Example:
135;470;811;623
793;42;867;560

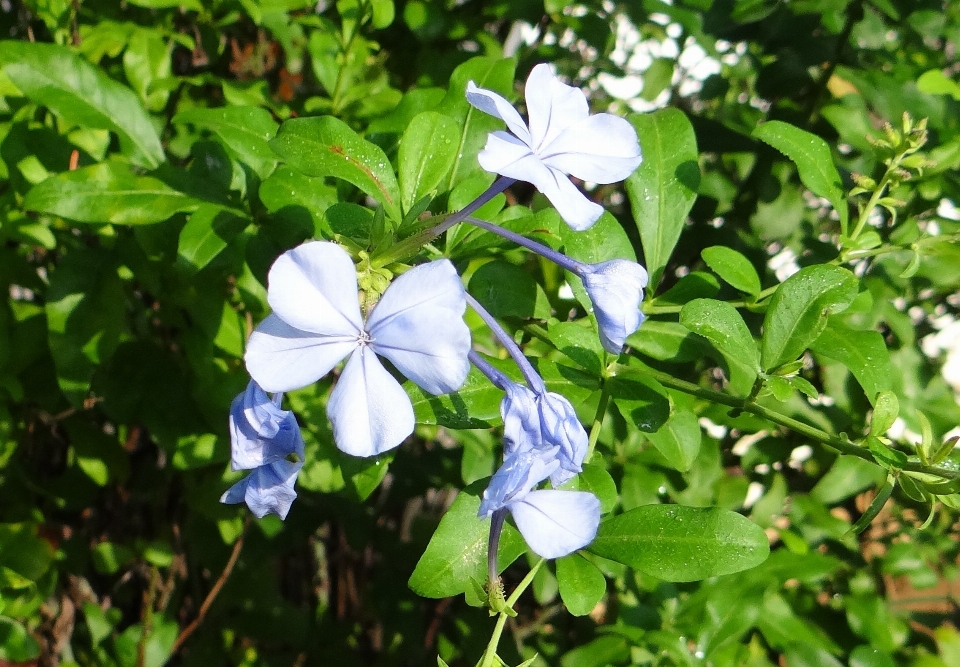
0;41;164;169
752;120;849;235
589;504;769;581
701;246;762;296
556;553;606;617
626;108;700;289
645;408;702;472
680;298;760;396
760;265;858;371
398;111;459;212
270;116;402;221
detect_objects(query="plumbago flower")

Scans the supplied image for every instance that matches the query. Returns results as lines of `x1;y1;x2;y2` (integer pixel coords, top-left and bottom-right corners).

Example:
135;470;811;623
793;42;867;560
470;351;600;559
464;217;648;354
245;241;471;457
221;380;305;519
466;63;642;231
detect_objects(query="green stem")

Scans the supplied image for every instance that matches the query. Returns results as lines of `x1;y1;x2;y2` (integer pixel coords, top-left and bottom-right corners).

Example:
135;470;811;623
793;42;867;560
612;362;959;482
585;379;611;463
477;559;545;667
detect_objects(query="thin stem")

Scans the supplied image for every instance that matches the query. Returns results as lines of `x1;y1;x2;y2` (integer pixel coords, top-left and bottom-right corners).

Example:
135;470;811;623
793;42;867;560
469;350;512;391
612;362;960;482
170;518;249;656
488;510;507;587
466;294;546;393
584;379;611;463
463;217;582;273
477;559;546;667
373;177;515;267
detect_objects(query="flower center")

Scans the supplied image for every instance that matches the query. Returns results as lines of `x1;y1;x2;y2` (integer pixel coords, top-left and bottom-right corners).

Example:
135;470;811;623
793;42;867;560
357;330;374;347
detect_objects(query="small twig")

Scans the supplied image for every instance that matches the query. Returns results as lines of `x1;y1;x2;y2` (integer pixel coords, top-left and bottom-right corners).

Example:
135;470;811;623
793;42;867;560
136;566;159;667
169;518;249;656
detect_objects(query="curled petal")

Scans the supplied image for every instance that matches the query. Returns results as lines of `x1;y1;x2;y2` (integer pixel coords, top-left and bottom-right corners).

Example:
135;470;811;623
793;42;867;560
220;459;302;520
581;260;649;354
541;114;643;184
229;380;304;471
245;314;357;392
266;241;363;336
368;260;471;395
478;446;560;518
509;490;601;558
327;349;415;457
465;82;532;145
524;63;590;152
501;382;542;457
537;392;589;484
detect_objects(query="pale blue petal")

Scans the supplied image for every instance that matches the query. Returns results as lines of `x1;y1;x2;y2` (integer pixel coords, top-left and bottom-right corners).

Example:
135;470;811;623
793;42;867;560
245;314;357;392
229;380;304;471
220;458;302;520
501;382;542;457
524;64;590;152
466;82;532;145
477;131;536;175
537;392;588;483
327;349;415;457
478;445;560;518
367;260;471;395
581;260;648;354
509;490;601;558
266;241;363;336
541;114;643;184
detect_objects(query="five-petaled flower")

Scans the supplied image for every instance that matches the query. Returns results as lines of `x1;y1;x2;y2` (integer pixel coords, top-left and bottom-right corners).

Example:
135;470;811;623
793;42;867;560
244;241;471;457
221;380;305;519
466;63;642;231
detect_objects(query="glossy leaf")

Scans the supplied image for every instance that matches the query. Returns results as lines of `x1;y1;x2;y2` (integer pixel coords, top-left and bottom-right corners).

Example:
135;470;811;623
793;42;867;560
760;265;858;371
590;505;769;581
811;322;893;403
174;106;279;178
753;120;849;235
626;108;700;288
645;408;702;472
556;553;606;616
408;486;525;598
406;367;503;429
398;111;459;212
680;298;760;396
608;374;670;433
701;246;761;296
24;162;202;225
270;116;402;221
0;41;164;168
177;204;248;272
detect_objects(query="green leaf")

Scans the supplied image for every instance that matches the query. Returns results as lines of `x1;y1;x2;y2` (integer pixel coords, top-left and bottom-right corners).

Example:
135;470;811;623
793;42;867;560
645;409;702;472
398;111;458;212
0;617;40;663
576;463;618;514
91;541;135;575
811;322;893;403
556;553;606;616
25;162;202;225
406;367;503;429
848;475;895;535
680;298;760;396
437;56;517;189
174;106;279;178
589;505;769;581
626;108;700;288
608;374;670;433
701;246;762;296
752;120;849;235
408;485;525;598
760;265;858;371
177;204;248;272
627;320;707;363
917;69;960;101
46;249;126;406
259;166;339;238
869;390;899;437
546;321;605;376
468;260;552;319
810;456;886;505
270;116;402;221
0;41;164;168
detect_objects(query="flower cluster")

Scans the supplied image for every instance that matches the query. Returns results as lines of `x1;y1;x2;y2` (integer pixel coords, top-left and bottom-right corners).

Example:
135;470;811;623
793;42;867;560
221;64;645;572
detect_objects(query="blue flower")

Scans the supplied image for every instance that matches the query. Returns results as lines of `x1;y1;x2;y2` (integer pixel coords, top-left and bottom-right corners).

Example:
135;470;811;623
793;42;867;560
221;380;304;519
477;372;600;559
500;381;588;486
580;259;648;354
244;241;472;457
